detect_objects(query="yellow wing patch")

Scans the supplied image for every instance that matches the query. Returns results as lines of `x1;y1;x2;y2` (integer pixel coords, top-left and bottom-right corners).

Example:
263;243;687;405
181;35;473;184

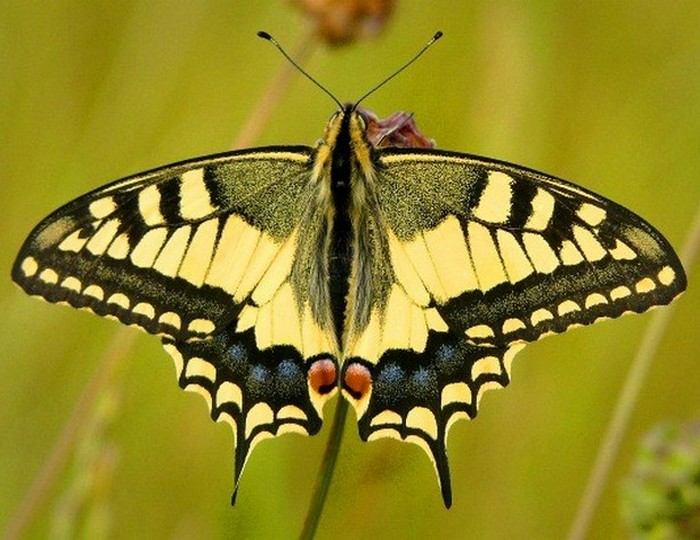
391;217;478;303
236;293;336;359
346;283;449;363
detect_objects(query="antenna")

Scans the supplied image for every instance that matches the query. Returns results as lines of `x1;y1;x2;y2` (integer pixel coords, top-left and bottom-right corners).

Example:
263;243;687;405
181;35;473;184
257;31;343;109
258;30;443;109
353;31;443;108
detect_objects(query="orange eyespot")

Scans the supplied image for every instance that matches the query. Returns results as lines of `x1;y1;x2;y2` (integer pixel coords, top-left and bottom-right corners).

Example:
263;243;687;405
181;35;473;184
308;358;338;394
342;361;372;399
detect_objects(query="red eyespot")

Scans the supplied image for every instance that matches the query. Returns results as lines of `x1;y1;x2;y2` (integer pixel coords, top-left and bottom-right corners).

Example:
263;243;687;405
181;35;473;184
308;358;337;395
343;362;372;399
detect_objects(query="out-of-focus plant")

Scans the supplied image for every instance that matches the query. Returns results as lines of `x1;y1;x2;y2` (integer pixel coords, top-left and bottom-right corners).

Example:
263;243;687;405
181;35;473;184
621;421;700;538
289;0;395;45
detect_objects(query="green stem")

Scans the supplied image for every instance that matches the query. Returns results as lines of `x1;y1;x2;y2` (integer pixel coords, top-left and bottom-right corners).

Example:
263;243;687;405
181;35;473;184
3;327;136;540
299;397;349;540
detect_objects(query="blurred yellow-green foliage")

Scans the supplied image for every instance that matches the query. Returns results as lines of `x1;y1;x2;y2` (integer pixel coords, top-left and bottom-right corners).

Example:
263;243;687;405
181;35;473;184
1;2;699;538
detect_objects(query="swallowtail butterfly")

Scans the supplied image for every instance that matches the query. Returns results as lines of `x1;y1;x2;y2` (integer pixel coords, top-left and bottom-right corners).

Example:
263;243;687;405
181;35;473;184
12;33;686;508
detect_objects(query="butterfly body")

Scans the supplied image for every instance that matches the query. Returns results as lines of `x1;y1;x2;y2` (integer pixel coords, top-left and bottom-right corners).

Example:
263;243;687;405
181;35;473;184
12;105;686;508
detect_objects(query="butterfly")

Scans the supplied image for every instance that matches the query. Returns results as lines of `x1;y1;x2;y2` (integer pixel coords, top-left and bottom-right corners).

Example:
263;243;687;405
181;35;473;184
12;35;686;508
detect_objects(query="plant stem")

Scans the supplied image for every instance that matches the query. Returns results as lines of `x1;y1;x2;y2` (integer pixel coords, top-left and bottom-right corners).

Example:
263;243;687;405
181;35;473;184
567;201;700;540
299;398;349;540
3;328;135;540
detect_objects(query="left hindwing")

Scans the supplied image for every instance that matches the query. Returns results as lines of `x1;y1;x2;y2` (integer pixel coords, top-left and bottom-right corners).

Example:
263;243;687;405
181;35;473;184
344;147;685;506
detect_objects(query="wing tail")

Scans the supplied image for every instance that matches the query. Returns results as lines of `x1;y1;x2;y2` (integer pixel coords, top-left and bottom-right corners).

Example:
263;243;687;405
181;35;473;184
163;327;338;504
342;332;523;507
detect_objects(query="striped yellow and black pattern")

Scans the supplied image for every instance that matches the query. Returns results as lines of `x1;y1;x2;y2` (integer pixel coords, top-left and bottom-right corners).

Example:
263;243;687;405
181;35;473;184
12;105;686;508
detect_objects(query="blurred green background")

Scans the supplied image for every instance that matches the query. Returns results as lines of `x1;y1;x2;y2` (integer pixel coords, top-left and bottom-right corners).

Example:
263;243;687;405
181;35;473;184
1;2;698;538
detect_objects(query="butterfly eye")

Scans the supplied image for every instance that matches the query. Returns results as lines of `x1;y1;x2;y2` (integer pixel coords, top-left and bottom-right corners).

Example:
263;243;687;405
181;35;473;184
355;110;368;131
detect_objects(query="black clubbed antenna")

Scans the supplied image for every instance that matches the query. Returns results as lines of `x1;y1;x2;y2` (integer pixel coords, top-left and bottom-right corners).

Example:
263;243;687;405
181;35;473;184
257;31;343;109
354;31;443;108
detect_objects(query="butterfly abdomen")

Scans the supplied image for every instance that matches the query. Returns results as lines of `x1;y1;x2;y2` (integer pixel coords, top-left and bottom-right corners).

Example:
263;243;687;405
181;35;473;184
328;106;355;342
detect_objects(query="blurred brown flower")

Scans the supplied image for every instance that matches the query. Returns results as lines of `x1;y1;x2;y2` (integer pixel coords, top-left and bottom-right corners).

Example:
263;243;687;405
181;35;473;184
290;0;395;45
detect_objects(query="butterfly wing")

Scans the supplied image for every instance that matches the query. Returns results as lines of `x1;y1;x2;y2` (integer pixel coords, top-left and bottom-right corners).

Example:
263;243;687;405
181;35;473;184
12;146;340;499
341;148;686;506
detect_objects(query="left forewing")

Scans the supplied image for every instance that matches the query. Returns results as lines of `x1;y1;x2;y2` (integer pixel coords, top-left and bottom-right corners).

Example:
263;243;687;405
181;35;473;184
12;147;313;342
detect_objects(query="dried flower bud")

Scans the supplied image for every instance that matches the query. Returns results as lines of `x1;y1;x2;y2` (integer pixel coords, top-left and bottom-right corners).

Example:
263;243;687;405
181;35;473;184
290;0;395;45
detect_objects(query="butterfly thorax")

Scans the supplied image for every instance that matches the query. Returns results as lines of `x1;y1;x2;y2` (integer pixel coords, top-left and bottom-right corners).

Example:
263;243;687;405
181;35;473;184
300;105;392;353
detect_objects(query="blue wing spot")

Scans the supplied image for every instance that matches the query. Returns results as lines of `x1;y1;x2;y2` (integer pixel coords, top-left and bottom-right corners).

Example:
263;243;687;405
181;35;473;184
248;364;271;393
376;363;405;385
435;343;458;363
277;359;302;379
227;342;248;363
276;359;305;398
411;367;433;386
409;367;437;398
374;363;406;401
